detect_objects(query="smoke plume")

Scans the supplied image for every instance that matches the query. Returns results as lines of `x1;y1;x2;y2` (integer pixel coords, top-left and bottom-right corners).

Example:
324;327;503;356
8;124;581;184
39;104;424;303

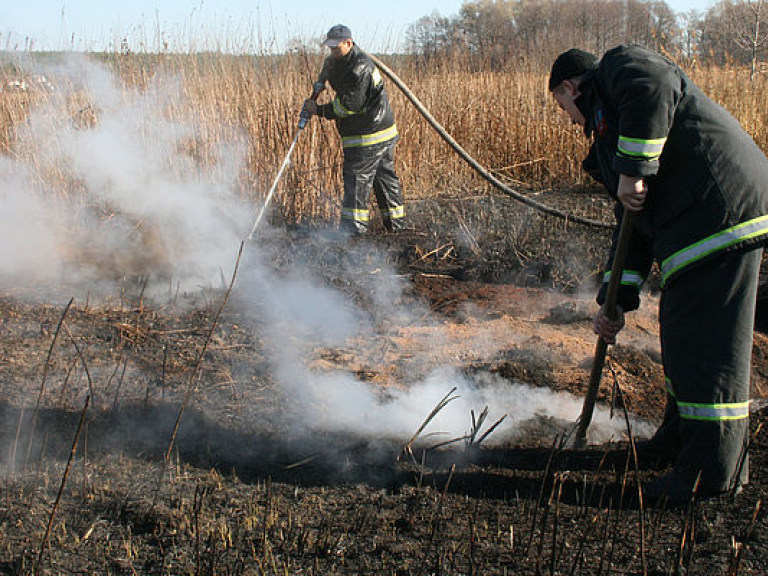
0;54;249;297
1;54;652;456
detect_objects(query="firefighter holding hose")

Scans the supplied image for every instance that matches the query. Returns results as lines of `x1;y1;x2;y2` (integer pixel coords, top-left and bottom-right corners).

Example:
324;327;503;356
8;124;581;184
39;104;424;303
549;44;768;503
301;24;407;236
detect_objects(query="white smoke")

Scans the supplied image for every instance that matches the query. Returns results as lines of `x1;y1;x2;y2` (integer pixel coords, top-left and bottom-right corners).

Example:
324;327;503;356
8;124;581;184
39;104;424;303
0;54;653;451
278;365;647;444
0;54;249;297
236;252;653;447
0;157;62;283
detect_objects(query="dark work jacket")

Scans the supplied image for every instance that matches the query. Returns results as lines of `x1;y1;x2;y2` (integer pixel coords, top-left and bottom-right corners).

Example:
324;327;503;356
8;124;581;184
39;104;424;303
318;45;398;149
579;44;768;311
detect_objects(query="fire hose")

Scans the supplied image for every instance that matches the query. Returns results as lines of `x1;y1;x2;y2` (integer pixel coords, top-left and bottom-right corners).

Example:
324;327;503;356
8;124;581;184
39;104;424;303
247;55;623;440
249;52;611;235
364;51;612;230
363;52;621;441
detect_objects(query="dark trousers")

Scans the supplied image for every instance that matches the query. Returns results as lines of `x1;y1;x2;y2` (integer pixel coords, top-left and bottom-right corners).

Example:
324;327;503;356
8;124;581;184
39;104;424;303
341;138;405;234
659;247;761;492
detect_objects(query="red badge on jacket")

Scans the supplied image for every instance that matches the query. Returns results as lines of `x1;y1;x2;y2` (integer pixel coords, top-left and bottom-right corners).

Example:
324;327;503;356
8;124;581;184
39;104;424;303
595;109;607;136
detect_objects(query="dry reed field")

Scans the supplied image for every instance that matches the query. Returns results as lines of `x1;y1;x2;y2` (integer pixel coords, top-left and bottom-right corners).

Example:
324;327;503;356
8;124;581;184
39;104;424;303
3;51;766;227
1;49;768;575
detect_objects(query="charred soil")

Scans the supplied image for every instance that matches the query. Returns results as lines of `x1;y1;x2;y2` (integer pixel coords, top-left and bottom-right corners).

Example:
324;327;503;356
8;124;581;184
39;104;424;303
1;190;767;575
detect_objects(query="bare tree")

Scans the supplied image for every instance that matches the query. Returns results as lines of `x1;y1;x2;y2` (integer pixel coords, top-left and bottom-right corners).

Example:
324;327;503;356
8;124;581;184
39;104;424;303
735;0;768;79
678;10;703;63
404;12;458;58
701;0;768;76
400;0;687;68
456;0;517;62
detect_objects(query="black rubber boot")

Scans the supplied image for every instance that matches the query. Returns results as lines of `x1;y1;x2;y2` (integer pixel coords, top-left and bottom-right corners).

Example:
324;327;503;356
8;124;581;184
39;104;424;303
634;396;682;467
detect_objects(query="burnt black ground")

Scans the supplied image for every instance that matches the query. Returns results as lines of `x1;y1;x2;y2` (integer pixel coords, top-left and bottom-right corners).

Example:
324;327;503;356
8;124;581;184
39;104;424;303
1;191;767;575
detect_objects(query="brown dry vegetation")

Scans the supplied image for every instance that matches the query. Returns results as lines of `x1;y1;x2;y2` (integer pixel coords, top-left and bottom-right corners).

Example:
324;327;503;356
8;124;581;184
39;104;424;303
3;51;768;224
0;50;767;575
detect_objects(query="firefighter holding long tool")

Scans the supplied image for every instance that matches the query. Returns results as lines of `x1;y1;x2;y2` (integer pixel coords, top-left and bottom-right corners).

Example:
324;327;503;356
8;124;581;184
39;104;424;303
549;44;768;504
301;24;407;235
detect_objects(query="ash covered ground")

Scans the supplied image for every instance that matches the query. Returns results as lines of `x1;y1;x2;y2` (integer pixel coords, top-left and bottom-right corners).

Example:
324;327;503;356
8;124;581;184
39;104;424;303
1;195;768;575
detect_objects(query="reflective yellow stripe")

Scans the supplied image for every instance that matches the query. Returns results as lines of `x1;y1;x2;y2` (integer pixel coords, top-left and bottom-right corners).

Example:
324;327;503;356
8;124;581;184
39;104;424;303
341;207;370;221
666;377;675;397
388;205;405;219
332;98;358;118
602;269;644;289
342;124;398;148
617;135;666;161
678;400;750;421
661;215;768;286
667;378;749;422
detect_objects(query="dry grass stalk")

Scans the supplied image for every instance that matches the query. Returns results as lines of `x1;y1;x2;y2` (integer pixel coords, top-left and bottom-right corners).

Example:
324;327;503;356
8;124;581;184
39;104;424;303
727;499;762;575
35;394;90;574
110;357;129;413
154;240;244;506
676;473;702;571
607;360;647;576
400;386;459;460
61;321;95;400
472;414;506;447
550;472;566;574
425;462;456;572
525;434;560;556
24;298;74;471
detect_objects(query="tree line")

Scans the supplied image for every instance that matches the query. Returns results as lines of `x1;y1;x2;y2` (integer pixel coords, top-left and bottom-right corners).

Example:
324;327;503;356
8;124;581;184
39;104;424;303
405;0;767;76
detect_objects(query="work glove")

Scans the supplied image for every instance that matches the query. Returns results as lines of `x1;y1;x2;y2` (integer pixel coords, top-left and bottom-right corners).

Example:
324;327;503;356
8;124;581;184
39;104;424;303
593;305;625;345
301;99;318;117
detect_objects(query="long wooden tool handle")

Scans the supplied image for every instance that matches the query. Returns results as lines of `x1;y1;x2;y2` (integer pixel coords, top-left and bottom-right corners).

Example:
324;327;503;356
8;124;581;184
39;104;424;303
575;210;637;445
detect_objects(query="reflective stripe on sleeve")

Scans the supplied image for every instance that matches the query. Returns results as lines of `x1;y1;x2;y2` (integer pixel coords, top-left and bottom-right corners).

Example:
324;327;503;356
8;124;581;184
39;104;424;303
602;269;645;289
617;135;666;161
660;215;768;286
332;97;358;118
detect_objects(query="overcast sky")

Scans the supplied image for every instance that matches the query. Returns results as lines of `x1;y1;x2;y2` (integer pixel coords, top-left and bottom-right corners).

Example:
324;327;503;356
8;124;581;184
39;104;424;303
2;0;716;53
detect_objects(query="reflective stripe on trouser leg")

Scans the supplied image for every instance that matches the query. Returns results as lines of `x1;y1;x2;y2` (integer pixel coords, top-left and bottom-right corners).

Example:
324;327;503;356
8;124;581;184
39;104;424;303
371;138;405;231
660;247;761;493
341;147;378;234
342;139;403;234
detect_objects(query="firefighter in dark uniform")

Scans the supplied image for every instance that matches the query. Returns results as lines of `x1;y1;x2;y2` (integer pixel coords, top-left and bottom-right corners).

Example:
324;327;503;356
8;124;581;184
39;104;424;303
549;44;768;503
302;24;406;235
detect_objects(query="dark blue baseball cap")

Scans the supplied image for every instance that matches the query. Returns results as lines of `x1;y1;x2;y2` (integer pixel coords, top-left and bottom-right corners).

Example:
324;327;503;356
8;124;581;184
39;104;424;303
322;24;353;47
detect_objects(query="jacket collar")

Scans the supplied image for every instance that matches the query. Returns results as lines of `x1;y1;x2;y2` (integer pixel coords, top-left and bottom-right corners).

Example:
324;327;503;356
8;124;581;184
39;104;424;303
576;68;597;137
341;44;359;64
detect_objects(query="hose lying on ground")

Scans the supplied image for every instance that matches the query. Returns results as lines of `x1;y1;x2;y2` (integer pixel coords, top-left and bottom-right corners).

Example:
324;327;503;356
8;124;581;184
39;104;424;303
365;51;612;230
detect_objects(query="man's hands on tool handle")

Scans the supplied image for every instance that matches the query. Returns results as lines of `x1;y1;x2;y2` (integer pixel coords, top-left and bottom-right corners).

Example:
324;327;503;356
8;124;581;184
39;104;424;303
300;82;327;120
593;174;646;344
618;174;647;212
301;99;318;117
594;306;625;344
